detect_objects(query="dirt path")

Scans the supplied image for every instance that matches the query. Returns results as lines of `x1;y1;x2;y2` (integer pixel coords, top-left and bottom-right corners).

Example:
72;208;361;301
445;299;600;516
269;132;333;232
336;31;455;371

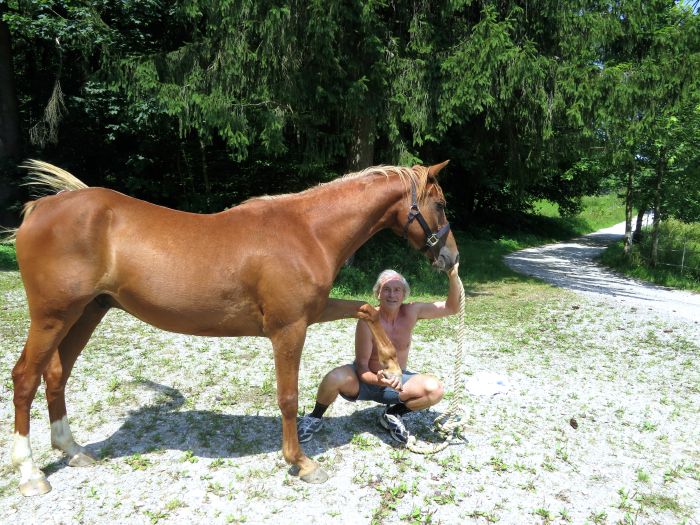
504;221;700;323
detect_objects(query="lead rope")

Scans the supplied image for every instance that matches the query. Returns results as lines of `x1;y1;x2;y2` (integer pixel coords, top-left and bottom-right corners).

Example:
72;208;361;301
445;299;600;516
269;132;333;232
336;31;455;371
406;277;468;454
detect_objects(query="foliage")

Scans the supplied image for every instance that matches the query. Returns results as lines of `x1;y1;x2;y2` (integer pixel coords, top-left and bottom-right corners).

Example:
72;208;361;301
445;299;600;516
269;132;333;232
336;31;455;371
0;243;17;271
660;103;700;223
1;1;698;230
592;1;700;239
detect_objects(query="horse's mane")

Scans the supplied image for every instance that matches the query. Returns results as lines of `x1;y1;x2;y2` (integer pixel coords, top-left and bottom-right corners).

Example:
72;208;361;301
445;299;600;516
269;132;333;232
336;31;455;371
247;165;431;205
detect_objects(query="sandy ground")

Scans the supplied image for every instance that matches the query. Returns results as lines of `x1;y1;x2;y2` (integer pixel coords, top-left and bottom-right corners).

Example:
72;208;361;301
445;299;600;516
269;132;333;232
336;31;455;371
1;222;698;524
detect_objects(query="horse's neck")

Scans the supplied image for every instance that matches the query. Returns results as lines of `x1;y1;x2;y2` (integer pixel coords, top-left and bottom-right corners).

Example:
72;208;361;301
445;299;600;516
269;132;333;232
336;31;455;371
302;174;406;267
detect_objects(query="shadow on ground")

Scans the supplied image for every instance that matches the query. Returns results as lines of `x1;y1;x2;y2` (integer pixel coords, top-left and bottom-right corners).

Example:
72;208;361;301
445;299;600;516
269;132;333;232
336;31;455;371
42;380;450;478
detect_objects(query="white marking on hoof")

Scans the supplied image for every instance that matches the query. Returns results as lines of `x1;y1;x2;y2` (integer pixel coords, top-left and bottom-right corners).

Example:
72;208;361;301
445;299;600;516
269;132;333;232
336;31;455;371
300;466;329;484
51;416;94;466
19;476;52;497
68;451;96;467
12;433;51;496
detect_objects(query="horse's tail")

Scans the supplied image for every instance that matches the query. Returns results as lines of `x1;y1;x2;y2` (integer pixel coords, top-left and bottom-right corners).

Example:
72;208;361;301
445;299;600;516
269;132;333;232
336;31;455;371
22;159;88;198
1;160;89;243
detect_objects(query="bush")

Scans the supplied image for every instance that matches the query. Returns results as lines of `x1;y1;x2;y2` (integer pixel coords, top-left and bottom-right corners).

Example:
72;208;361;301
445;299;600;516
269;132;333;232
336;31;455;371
0;243;18;271
332;230;450;299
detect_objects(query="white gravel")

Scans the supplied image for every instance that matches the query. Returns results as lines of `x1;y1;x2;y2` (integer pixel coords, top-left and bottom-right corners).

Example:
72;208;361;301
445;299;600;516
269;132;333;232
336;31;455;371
1;222;698;524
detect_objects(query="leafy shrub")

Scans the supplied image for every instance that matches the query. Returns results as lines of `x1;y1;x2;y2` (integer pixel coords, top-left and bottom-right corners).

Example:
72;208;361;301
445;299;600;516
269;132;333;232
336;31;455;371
0;244;18;271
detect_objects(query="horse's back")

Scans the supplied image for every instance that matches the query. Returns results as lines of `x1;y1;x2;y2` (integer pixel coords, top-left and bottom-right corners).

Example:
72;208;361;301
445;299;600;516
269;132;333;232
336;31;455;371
17;186;222;253
16;188;217;308
15;186;334;336
16;188;277;335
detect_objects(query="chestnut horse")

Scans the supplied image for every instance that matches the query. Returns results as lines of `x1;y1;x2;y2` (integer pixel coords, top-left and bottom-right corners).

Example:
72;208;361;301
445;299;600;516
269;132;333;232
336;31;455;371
9;160;458;496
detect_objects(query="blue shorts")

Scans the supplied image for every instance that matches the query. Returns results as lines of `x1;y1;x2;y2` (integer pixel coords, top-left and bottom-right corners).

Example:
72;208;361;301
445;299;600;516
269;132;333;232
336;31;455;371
339;363;417;405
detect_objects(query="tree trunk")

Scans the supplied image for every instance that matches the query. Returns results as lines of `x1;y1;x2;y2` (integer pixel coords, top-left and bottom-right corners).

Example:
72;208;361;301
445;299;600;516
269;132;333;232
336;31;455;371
0;6;21;226
0;5;20;160
623;166;634;259
199;139;211;211
650;155;665;268
345;113;375;266
348;113;375;172
633;206;646;242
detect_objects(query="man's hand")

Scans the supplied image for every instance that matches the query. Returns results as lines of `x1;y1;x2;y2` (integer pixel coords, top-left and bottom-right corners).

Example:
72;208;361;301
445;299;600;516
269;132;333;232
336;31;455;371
357;303;380;323
447;262;460;278
376;369;402;391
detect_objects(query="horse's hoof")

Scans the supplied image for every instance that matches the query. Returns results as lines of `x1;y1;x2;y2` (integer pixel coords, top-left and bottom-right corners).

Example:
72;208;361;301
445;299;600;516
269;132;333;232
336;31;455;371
19;477;52;497
382;371;403;390
300;466;329;484
68;451;96;467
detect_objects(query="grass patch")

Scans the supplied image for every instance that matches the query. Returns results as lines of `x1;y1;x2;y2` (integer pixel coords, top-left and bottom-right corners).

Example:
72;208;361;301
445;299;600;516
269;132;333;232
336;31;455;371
599;219;700;293
636;492;692;517
533;193;626;232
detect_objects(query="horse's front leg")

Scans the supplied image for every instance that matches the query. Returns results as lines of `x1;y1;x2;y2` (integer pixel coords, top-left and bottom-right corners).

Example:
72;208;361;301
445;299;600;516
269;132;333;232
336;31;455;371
314;299;402;381
356;304;402;385
269;321;328;483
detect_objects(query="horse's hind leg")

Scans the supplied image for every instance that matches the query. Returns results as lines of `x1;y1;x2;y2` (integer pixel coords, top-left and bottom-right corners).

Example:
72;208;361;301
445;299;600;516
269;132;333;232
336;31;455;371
12;308;83;496
12;317;79;496
44;300;108;467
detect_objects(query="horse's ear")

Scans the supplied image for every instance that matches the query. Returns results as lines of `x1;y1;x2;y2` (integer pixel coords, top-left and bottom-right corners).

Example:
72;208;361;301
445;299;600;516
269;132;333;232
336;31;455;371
427;160;450;178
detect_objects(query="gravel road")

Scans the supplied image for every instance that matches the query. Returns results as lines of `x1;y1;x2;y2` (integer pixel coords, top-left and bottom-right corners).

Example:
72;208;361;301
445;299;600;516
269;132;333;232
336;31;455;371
504;221;700;323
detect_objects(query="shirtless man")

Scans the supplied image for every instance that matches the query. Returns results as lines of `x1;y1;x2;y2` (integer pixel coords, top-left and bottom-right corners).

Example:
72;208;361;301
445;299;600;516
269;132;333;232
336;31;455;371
298;265;462;444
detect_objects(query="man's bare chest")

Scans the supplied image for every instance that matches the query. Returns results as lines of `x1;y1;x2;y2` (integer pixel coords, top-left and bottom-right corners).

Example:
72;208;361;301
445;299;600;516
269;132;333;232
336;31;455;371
381;318;414;351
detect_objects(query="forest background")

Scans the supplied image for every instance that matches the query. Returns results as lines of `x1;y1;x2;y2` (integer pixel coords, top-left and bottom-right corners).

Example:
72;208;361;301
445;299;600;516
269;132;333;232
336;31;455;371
1;1;699;262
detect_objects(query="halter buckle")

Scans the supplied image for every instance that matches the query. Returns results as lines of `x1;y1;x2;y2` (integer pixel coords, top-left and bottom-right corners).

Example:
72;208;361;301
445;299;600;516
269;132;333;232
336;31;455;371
426;234;440;247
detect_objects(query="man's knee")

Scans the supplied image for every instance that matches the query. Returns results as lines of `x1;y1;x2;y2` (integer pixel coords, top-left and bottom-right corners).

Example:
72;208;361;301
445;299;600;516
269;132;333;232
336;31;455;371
320;365;358;396
326;365;354;385
423;376;444;403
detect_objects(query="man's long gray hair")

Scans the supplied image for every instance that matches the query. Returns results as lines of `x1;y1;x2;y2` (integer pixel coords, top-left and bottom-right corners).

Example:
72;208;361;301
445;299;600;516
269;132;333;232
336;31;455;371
372;270;411;299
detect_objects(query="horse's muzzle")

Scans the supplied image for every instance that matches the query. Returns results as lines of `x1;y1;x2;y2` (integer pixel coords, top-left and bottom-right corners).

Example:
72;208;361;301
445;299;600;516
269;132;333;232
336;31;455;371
432;247;459;271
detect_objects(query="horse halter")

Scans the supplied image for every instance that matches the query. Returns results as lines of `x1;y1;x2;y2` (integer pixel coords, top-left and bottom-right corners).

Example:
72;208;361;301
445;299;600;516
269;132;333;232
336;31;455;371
402;179;451;259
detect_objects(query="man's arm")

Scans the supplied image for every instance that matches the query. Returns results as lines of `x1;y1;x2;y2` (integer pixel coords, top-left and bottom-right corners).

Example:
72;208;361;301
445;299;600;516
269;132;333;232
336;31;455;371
355;321;401;390
412;263;462;320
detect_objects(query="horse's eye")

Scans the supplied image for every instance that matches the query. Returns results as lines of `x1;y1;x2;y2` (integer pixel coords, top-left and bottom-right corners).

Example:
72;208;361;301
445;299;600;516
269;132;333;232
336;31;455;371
435;202;446;211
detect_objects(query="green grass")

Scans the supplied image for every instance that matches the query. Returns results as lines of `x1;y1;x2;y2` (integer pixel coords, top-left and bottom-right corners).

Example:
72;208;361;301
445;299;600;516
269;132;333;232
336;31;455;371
599;218;700;293
533;193;626;232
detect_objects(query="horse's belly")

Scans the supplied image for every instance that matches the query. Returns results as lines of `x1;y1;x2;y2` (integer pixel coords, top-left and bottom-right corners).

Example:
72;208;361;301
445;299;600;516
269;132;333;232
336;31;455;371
112;287;264;337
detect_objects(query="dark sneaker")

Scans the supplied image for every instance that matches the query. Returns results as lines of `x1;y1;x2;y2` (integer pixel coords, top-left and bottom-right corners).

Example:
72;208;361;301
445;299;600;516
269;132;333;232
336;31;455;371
297;415;323;443
379;407;410;444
